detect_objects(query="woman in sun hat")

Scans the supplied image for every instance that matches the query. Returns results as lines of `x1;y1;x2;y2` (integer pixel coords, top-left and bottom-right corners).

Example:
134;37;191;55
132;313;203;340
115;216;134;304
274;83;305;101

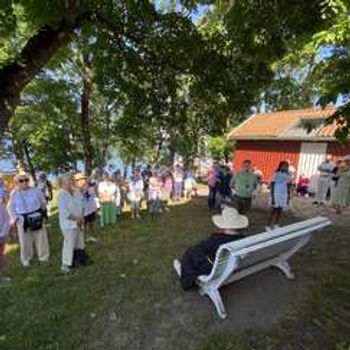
173;206;248;290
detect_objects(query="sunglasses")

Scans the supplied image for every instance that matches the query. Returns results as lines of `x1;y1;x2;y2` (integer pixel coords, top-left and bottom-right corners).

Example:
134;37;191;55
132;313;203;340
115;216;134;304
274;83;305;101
18;178;29;183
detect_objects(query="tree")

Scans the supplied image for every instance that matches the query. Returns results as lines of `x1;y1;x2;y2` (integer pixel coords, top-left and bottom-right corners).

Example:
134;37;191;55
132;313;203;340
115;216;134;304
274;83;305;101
0;0;93;137
206;135;235;163
9;76;83;173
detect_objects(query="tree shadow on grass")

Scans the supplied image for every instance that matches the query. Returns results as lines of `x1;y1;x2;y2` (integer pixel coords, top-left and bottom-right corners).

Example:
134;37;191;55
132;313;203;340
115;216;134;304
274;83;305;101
0;196;348;350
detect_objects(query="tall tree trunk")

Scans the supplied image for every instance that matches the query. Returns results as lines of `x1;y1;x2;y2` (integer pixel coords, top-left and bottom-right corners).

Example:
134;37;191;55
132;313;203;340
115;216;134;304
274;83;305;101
153;138;163;164
0;3;92;138
22;141;36;182
169;143;176;166
81;53;94;175
12;137;26;172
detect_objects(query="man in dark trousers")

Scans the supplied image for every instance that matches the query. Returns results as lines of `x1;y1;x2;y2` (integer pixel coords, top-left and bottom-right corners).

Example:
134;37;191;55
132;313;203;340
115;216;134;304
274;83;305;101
173;206;248;290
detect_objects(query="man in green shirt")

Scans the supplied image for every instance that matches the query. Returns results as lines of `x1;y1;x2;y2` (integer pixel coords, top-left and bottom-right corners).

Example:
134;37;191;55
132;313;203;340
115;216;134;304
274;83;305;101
232;160;257;214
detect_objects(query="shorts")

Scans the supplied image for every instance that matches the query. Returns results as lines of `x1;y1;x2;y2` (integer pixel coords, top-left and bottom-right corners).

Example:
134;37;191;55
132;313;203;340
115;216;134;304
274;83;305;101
233;195;252;214
84;212;96;223
130;201;140;210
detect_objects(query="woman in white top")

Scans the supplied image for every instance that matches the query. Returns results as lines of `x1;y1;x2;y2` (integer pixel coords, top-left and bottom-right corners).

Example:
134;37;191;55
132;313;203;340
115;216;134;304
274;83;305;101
97;172;117;227
8;173;49;267
57;173;85;273
266;161;291;230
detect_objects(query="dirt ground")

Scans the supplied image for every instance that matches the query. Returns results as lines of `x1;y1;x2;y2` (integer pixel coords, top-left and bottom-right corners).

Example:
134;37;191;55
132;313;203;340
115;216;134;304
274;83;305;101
87;190;344;350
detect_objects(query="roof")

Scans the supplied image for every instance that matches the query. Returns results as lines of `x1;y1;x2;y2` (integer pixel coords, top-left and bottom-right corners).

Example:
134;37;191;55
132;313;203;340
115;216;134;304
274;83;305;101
228;107;339;141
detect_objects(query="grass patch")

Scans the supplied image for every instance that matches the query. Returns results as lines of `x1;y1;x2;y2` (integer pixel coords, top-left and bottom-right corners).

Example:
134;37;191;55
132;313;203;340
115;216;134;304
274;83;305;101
1;195;349;349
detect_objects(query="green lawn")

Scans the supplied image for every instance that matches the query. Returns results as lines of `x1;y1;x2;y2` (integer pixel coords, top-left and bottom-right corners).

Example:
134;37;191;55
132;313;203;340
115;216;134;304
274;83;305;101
0;196;349;350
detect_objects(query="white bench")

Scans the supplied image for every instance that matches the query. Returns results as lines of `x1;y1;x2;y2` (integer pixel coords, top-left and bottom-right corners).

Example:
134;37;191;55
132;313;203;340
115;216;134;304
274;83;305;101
175;216;331;319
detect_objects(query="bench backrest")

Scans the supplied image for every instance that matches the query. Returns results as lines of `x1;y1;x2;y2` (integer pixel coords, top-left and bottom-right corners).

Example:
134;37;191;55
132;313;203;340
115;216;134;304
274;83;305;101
204;216;331;283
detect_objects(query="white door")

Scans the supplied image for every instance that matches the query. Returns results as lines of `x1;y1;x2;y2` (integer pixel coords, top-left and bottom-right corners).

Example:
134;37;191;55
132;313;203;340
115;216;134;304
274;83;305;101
297;143;327;193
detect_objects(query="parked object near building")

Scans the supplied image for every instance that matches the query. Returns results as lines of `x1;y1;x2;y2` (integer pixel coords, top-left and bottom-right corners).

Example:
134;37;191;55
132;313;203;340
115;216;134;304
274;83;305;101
229;107;350;193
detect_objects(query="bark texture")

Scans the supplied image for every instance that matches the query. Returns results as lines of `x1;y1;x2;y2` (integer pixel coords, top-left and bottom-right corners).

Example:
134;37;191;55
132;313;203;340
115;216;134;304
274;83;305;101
0;2;92;138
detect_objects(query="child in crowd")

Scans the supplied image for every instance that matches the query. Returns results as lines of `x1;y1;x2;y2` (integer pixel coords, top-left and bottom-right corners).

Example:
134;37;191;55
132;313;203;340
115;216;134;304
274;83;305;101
148;171;162;216
161;170;173;211
296;174;310;197
75;174;98;243
128;168;144;219
173;164;184;201
266;161;291;230
184;169;197;200
0;202;12;283
98;172;117;227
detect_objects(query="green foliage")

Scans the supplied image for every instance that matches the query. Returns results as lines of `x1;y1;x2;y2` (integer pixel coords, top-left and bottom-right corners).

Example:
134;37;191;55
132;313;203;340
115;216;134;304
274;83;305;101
10;76;83;172
206;135;235;162
2;0;350;171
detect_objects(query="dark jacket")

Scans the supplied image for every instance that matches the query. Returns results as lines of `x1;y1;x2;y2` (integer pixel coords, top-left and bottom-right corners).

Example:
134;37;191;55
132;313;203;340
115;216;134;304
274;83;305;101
180;232;245;290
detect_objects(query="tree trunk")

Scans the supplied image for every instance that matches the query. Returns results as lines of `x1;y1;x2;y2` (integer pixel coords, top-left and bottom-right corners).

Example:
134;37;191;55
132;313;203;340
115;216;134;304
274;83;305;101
169;143;176;166
12;137;26;172
154;138;163;164
81;53;94;175
0;3;92;138
22;141;36;182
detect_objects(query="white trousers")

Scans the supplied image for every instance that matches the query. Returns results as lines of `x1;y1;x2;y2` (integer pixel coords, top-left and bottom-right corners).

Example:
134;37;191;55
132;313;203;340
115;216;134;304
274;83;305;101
316;177;331;203
17;222;50;266
62;229;85;267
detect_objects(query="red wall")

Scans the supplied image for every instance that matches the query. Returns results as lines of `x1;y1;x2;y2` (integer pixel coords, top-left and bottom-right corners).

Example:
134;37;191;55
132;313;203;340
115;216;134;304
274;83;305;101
233;140;301;183
327;142;350;160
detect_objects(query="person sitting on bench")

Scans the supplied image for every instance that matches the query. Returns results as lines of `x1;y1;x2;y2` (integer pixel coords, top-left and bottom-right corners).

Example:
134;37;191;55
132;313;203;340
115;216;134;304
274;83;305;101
173;207;248;290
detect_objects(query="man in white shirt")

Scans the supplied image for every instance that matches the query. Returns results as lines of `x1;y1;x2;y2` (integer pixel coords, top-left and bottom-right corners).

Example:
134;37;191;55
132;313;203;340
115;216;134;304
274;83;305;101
313;155;336;205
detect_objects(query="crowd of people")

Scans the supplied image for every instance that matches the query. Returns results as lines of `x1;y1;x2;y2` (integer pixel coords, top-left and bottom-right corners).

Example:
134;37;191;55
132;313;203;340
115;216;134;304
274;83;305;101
175;154;350;291
0;153;349;283
206;154;350;231
0;164;198;280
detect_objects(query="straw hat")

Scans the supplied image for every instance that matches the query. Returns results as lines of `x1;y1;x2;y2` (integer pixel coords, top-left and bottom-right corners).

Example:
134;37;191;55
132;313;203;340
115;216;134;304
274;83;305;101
74;173;87;181
58;173;74;184
212;206;249;231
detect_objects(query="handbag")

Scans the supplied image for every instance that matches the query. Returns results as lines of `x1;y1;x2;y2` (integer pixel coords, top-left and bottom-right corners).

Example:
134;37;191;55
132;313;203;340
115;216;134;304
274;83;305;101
25;211;44;232
19;190;44;232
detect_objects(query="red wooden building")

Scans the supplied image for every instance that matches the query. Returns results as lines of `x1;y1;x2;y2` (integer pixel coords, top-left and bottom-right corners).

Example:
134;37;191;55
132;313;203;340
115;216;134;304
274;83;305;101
229;107;350;189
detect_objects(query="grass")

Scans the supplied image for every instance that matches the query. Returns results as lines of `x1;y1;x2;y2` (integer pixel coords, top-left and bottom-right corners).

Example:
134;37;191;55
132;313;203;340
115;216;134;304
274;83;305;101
0;194;349;350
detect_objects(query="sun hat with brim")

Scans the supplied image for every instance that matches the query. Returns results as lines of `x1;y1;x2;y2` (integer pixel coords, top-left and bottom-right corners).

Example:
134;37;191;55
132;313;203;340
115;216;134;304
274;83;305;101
74;173;87;181
212;206;249;231
58;173;74;183
343;154;350;162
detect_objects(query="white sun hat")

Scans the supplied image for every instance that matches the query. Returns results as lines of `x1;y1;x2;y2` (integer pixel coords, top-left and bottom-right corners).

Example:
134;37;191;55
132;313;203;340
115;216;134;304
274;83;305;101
212;206;249;230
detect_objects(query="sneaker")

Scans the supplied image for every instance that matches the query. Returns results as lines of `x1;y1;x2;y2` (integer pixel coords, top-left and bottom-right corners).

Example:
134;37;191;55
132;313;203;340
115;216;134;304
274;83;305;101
22;262;30;268
61;265;71;274
273;224;280;229
136;214;141;219
173;259;181;277
312;201;318;205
